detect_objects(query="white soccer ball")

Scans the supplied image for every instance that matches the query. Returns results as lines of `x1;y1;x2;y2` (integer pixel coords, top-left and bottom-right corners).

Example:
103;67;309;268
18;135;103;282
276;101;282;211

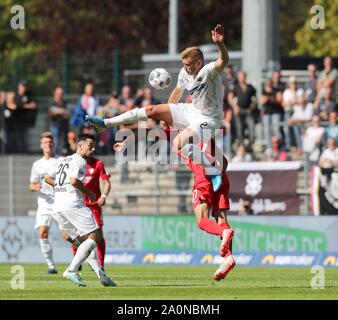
148;68;171;90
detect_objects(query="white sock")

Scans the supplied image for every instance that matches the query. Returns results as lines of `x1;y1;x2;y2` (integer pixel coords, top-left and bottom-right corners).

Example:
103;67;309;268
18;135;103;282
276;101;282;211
104;107;148;127
39;238;55;270
180;143;220;175
86;249;103;279
68;238;97;273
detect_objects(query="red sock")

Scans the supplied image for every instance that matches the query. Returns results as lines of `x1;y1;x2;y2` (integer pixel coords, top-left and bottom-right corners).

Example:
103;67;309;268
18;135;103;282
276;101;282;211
199;218;226;237
219;222;230;229
219;222;233;253
71;244;77;256
96;238;106;268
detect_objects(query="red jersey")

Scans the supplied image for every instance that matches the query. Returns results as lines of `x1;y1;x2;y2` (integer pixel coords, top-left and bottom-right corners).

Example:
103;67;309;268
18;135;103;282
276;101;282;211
165;128;213;184
83;158;110;206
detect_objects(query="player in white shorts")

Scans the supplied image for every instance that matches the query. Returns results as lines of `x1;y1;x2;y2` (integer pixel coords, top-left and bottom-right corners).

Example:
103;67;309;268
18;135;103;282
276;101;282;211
85;24;229;192
29;132;63;274
45;133;116;287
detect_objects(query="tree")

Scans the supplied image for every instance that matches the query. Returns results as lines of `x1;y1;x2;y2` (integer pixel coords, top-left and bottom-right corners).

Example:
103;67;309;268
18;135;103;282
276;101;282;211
290;0;338;57
278;0;314;56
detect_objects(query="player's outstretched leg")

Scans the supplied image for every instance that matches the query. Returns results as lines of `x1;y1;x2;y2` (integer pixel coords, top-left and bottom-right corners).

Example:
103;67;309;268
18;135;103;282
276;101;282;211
85;113;107;132
85;107;148;130
86;104;173;131
213;251;236;281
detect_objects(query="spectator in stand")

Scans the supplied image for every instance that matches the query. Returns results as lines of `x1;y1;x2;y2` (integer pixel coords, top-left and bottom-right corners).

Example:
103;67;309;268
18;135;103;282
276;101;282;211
288;93;314;153
318;138;338;169
70;82;99;133
304;64;318;104
324;111;338;145
272;70;286;93
134;87;145;106
282;76;299;150
314;88;338;121
303;115;325;163
48;86;70;155
63;131;77;156
133;86;161;109
6;80;37;153
231;143;253;162
264;136;290;161
221;103;233;157
238;197;254;215
142;87;160;106
118;85;132;106
260;78;283;149
222;64;237;108
228;70;257;147
315;56;337;105
222;64;237;147
103;91;121;118
101;91;122;152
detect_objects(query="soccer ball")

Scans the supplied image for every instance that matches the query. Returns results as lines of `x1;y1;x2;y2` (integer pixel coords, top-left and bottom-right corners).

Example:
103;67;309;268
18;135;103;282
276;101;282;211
148;68;171;90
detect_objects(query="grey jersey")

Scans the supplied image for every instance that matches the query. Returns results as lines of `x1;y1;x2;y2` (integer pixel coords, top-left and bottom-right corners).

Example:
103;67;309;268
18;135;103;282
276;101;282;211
177;62;224;122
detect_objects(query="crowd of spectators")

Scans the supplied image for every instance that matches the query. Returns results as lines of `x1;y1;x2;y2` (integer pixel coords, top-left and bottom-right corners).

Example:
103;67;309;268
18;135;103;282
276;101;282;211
224;56;337;172
0;56;337;171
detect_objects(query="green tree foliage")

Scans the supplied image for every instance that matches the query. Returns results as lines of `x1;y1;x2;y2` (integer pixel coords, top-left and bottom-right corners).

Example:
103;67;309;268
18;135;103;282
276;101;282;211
25;0;241;54
279;0;314;56
291;0;338;57
0;0;242;93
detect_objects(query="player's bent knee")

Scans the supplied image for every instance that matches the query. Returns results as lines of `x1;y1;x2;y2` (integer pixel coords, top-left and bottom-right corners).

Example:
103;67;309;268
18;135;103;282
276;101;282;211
145;105;156;117
39;231;49;239
173;137;182;150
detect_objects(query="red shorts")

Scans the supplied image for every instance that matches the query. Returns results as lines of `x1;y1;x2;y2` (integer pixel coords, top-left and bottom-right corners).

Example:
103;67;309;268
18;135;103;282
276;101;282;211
87;205;103;228
191;173;230;213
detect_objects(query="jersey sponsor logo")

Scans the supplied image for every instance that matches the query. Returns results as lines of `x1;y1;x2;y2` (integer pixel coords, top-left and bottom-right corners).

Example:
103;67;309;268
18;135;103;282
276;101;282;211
199;122;208;129
79;169;85;178
88;168;94;175
188;83;206;95
323;256;337;266
55;187;67;192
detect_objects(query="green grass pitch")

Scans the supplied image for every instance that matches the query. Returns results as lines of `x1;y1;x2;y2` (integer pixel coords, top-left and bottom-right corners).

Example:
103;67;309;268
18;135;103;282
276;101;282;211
0;264;337;300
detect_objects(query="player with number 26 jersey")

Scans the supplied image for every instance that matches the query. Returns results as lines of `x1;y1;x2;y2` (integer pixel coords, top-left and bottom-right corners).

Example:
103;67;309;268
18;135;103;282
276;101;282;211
52;153;87;212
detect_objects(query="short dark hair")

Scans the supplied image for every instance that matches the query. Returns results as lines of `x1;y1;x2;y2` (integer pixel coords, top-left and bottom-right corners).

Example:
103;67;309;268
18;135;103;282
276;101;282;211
77;133;95;143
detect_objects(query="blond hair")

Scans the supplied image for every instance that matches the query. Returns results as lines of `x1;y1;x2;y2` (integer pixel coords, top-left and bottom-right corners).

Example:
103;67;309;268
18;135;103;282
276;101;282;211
181;46;204;62
40;131;53;141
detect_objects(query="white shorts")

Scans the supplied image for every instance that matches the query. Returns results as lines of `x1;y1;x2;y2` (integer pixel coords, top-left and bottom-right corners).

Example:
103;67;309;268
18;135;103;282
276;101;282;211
169;103;223;142
35;205;54;229
53;207;99;240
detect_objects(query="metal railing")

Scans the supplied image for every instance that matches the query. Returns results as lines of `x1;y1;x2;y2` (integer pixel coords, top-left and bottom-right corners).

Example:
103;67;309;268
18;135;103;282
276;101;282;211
0;155;310;216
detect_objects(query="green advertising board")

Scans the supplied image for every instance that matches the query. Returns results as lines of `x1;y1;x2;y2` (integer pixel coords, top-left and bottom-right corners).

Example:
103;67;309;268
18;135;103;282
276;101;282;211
142;216;327;252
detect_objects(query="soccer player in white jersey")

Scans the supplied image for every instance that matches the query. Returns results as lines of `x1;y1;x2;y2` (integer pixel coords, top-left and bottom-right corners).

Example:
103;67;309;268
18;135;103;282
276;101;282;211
29;132;62;274
45;134;116;287
86;24;229;192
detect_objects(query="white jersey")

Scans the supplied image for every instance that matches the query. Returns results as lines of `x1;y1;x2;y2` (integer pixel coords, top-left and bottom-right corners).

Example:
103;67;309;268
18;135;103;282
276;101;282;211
177;62;224;123
30;156;63;208
50;153;87;212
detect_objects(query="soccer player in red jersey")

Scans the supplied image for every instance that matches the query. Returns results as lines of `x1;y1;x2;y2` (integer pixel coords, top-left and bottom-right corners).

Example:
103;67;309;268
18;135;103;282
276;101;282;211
114;128;235;280
71;149;111;269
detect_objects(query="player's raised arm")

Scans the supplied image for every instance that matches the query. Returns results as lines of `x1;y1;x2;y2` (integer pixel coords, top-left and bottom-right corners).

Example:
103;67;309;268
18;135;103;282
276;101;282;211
167;85;184;104
212;24;229;72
